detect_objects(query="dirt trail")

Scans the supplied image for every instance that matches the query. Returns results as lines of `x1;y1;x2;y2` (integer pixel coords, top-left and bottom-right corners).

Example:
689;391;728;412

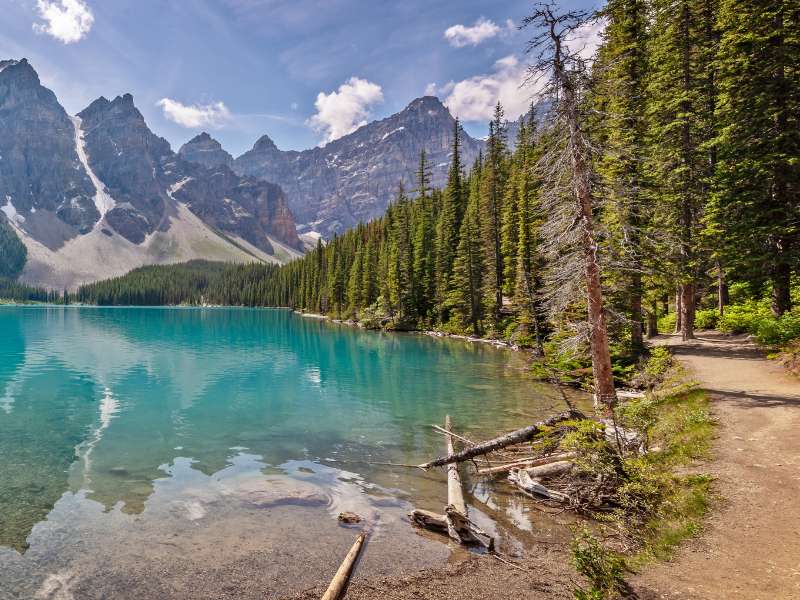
635;331;800;599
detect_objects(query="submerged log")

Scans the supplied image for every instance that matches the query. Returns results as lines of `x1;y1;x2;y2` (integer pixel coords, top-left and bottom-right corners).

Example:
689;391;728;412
410;416;494;551
418;410;584;470
321;531;367;600
445;416;467;517
508;469;570;503
477;452;577;476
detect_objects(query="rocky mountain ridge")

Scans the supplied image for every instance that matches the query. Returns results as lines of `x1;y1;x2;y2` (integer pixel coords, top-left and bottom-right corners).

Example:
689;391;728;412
0;59;302;290
180;96;485;238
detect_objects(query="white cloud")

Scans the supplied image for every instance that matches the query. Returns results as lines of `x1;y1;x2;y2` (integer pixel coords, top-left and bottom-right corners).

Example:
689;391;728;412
33;0;94;44
441;55;535;122
157;98;232;129
567;18;607;62
439;20;606;123
307;77;383;143
444;17;501;48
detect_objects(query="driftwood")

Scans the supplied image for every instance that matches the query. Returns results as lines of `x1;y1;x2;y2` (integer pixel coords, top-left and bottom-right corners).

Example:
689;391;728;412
417;410;584;470
526;460;574;479
409;509;447;531
409;416;494;551
321;531;367;600
477;452;577;476
445;416;467;517
509;469;570;503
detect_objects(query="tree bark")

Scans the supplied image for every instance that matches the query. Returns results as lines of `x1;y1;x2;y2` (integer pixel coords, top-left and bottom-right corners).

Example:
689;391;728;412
418;410;583;469
717;260;729;315
772;261;792;317
646;307;658;339
631;272;644;351
675;289;683;333
680;282;695;340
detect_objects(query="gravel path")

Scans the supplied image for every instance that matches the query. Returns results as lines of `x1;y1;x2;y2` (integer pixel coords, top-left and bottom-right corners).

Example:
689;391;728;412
634;332;800;599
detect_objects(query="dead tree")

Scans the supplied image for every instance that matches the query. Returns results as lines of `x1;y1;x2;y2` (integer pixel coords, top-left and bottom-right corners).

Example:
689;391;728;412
523;3;617;413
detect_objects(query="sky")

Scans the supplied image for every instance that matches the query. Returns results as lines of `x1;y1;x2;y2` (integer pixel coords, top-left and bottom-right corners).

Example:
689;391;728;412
1;0;600;156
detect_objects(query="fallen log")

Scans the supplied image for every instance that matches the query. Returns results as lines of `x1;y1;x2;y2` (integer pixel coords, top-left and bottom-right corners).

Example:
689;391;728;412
509;469;570;503
409;509;447;531
525;460;574;479
445;415;467;517
321;530;367;600
417;410;585;470
477;452;577;476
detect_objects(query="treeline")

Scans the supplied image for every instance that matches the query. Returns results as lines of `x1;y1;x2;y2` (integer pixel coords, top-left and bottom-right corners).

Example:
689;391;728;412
74;260;282;306
0;278;58;303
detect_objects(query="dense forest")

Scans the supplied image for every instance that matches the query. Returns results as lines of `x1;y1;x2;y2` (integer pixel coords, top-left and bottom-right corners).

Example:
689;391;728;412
0;219;27;280
74;0;798;407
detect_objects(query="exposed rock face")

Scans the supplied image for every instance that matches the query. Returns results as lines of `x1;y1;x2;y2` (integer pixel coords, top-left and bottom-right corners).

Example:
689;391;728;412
178;132;234;170
77;94;173;244
0;58;302;288
233;96;484;237
0;59;98;239
167;162;302;253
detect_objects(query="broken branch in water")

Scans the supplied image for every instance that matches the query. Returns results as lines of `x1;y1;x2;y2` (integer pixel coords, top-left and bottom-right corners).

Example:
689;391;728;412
417;410;584;470
477;452;577;476
409;416;494;551
508;468;571;504
321;530;368;600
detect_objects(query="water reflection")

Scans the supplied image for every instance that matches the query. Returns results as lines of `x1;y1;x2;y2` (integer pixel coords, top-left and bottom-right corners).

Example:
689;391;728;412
0;306;584;596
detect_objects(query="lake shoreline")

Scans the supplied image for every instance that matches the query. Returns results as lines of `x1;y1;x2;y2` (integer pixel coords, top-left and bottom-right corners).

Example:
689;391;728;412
293;309;524;352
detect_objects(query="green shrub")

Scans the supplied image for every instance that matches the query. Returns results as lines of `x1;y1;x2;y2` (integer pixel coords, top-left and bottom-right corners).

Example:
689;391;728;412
717;299;771;334
644;347;672;382
571;526;626;600
657;312;676;334
754;312;800;346
694;308;719;330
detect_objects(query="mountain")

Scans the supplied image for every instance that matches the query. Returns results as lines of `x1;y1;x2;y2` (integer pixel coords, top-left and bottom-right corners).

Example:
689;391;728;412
178;132;234;169
231;96;484;237
0;59;301;290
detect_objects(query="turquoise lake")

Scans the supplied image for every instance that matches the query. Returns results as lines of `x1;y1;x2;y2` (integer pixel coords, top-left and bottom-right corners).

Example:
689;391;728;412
0;306;584;599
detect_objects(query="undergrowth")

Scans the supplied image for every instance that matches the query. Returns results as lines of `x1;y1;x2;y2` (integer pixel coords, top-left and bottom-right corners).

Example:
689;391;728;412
569;350;715;598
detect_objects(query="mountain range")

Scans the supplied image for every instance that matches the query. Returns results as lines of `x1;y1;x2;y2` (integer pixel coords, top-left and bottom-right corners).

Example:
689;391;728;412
1;58;490;290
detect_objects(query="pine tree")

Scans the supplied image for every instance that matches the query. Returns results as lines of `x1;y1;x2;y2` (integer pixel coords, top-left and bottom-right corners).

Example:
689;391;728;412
646;0;716;339
435;118;466;315
413;151;435;320
595;0;650;350
480;103;509;329
708;0;800;315
449;165;486;335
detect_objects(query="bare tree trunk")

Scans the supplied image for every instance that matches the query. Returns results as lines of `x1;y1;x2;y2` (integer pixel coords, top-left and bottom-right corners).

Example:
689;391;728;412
717;260;729;315
674;289;683;334
680;283;695;340
662;294;669;315
772;261;792;317
647;301;658;338
570;114;616;410
631;272;644;351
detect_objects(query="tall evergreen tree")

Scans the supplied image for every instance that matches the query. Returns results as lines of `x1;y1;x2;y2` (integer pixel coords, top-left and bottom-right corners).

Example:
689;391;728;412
595;0;650;350
708;0;800;315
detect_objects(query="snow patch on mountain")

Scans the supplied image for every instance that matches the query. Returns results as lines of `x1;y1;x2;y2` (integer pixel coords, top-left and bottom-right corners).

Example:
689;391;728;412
2;197;24;225
70;116;116;220
380;126;405;141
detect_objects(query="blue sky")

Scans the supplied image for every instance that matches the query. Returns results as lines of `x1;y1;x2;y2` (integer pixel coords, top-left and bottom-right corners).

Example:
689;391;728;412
1;0;599;155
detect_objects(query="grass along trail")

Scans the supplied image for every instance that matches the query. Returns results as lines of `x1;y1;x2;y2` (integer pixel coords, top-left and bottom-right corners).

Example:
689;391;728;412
635;331;800;599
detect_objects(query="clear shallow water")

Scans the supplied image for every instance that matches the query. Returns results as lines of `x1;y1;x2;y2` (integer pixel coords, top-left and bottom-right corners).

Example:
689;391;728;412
0;307;584;599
